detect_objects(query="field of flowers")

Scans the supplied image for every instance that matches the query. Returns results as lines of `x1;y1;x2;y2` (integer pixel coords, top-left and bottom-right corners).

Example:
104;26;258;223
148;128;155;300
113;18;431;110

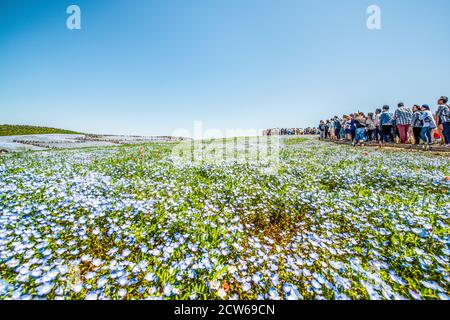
0;137;449;300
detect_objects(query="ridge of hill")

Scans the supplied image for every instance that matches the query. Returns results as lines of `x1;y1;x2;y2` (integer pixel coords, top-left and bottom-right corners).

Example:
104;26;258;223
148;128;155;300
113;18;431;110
0;124;82;136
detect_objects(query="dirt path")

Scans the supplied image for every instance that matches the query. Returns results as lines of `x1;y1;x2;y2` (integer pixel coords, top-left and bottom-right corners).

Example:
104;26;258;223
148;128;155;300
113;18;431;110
326;139;450;155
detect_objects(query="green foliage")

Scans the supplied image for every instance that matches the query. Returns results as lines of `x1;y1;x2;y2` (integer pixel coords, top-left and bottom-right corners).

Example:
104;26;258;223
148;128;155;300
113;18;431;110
0;124;82;136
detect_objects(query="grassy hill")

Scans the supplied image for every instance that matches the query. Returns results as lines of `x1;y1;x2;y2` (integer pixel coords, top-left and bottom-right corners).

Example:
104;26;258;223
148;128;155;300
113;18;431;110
0;125;82;136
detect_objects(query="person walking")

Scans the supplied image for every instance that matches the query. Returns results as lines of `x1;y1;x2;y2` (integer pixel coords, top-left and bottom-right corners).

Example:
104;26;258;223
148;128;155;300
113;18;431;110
354;112;367;146
329;119;336;140
333;116;342;141
419;104;437;149
411;105;423;145
393;102;413;144
380;105;394;143
374;108;382;142
342;115;351;141
366;113;376;142
318;121;326;140
435;96;450;147
339;116;346;140
349;114;356;142
324;120;330;140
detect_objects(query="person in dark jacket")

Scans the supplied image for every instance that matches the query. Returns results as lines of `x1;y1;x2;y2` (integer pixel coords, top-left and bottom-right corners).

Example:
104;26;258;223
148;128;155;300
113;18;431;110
333;116;342;140
411;105;423;144
349;114;356;142
379;105;394;143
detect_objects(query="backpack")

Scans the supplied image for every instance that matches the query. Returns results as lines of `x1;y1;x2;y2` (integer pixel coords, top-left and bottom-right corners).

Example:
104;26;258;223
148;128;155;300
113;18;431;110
381;112;393;125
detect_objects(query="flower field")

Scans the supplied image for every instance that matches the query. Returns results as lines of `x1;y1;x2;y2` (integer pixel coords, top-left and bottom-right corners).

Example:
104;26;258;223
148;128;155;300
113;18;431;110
0;137;449;300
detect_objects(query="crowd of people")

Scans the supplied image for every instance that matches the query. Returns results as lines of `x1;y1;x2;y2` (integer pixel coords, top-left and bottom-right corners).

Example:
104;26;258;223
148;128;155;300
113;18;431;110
263;127;318;136
318;96;450;149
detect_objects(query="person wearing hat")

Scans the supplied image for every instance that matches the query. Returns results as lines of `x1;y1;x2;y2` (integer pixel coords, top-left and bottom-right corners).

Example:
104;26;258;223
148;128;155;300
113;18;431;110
419;104;437;148
393;102;413;144
379;105;394;143
435;96;450;147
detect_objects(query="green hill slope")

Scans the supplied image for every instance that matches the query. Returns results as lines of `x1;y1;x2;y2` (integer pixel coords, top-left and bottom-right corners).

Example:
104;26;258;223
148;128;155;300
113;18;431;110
0;125;82;136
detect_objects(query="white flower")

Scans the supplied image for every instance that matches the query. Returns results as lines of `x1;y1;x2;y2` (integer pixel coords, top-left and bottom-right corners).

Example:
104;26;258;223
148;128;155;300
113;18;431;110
144;273;155;282
85;292;98;300
72;283;83;293
81;255;91;262
209;280;221;290
242;282;251;292
118;289;127;298
228;265;237;274
97;277;107;288
118;276;129;286
6;258;20;268
218;288;227;299
92;259;103;267
163;283;173;296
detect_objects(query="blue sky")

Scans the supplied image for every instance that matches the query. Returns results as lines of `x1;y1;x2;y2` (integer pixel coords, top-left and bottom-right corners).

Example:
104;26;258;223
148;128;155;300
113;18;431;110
1;0;449;136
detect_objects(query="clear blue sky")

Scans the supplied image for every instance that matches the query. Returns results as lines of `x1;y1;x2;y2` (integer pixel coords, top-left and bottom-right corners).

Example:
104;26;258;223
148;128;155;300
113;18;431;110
1;0;449;136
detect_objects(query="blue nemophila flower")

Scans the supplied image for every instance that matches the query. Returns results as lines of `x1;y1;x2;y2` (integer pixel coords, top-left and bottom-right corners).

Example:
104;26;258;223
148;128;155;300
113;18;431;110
252;273;262;284
311;279;322;290
97;277;108;288
361;281;381;300
92;258;103;267
144;273;155;282
438;293;449;300
6;258;20;268
36;283;53;296
242;282;251;292
56;265;68;275
1;138;448;300
421;281;445;292
85;292;98;300
163;283;173;296
80;254;91;262
85;272;96;280
31;269;42;278
72;283;83;293
187;269;196;279
118;289;127;298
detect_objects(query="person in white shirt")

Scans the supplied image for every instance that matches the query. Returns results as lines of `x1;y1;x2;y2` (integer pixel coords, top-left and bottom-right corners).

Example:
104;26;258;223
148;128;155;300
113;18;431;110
435;96;450;147
419;104;437;147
